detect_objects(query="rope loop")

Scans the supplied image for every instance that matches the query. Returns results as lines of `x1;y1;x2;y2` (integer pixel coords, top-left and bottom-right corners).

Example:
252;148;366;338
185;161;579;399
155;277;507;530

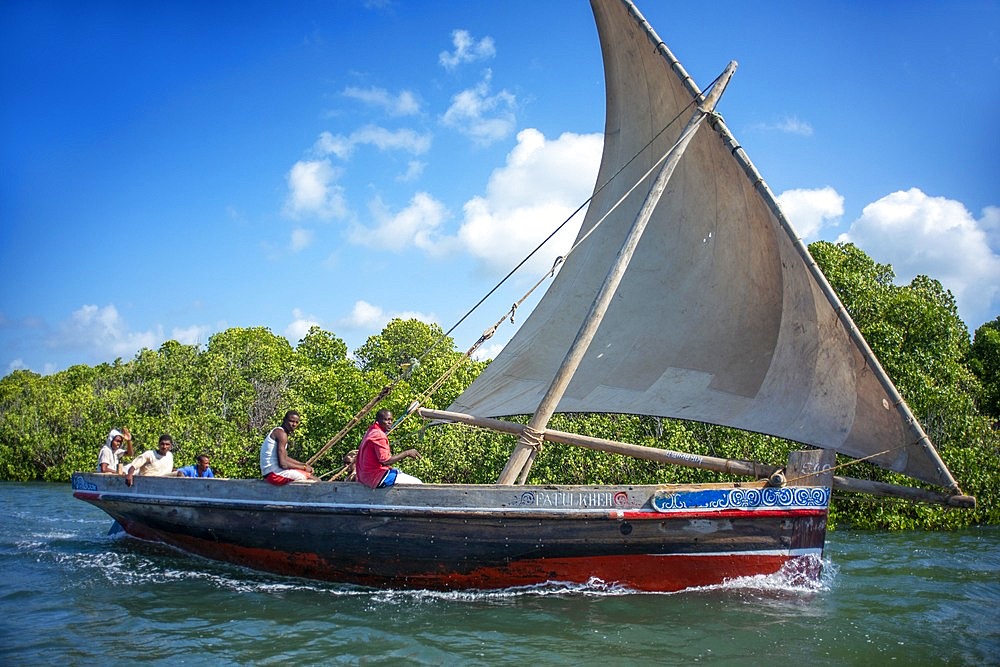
521;425;546;452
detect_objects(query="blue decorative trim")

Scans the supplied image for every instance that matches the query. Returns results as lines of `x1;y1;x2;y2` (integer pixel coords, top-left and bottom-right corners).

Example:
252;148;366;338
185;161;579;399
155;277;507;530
71;473;98;491
652;486;830;513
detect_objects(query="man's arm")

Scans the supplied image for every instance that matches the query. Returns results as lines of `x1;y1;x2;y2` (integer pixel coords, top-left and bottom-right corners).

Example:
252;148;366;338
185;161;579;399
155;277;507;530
275;429;313;474
383;449;420;466
121;427;134;458
125;452;149;486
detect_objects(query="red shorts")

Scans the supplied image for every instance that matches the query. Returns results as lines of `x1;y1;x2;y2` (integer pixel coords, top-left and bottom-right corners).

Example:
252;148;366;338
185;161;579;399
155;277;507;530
263;470;309;485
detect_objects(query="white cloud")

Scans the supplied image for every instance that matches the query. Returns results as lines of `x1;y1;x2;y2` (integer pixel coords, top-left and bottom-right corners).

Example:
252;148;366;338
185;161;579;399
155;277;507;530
343;128;601;272
441;70;516;146
471;340;505;362
452;128;603;275
170;325;209;347
351;191;452;254
313;125;431;160
285;308;321;343
49;304;159;360
343;86;421;116
40;304;213;369
837;188;1000;328
982;205;1000;247
439;29;496;70
776;186;844;240
750;115;814;136
342;300;385;329
311;133;351;159
397;160;426;183
290;227;314;251
339;300;437;333
283;159;348;220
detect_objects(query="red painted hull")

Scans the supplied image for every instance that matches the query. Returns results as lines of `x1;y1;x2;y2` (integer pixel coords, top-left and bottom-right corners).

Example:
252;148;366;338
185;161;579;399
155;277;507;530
124;525;819;591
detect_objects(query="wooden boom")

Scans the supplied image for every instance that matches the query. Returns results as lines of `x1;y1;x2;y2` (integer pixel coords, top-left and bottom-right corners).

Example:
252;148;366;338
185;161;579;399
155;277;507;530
417;407;976;508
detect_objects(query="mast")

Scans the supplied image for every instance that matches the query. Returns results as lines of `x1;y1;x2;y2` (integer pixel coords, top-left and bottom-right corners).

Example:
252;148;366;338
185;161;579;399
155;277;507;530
497;62;738;485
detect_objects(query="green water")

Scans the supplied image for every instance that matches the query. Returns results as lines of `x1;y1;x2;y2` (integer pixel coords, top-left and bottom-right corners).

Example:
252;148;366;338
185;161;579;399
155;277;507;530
1;483;997;665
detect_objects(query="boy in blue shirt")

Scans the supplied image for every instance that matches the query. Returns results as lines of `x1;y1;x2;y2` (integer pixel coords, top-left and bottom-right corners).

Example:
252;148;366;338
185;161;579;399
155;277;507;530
176;454;214;478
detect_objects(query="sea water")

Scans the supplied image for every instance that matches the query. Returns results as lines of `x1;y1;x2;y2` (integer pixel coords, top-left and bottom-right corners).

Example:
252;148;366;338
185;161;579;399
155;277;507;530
0;482;996;665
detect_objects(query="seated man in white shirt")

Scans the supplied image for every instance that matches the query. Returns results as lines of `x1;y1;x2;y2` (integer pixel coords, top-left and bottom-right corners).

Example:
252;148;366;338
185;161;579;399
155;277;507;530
125;434;175;486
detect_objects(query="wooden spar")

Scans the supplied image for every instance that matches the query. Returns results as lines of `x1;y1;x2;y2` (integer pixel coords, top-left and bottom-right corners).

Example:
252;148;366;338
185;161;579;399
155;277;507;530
496;61;739;485
420;407;974;508
421;407;779;480
832;475;976;508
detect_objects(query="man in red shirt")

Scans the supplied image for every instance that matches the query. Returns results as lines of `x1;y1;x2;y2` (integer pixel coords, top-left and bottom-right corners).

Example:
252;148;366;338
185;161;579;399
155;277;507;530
356;409;423;488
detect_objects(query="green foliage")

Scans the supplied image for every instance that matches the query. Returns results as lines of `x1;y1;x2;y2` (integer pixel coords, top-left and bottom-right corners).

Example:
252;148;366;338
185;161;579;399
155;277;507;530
0;244;996;533
198;327;296;431
354;318;486;411
296;326;349;367
968;317;1000;418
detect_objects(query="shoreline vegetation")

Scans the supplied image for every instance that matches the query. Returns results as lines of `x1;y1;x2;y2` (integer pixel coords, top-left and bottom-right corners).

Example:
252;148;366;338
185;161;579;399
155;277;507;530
2;242;997;530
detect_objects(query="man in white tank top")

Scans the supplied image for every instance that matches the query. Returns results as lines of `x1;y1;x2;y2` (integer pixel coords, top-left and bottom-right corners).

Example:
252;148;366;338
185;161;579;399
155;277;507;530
260;410;317;484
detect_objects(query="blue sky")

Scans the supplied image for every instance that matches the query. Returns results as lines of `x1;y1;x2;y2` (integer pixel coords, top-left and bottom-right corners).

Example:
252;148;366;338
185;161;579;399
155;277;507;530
2;0;998;375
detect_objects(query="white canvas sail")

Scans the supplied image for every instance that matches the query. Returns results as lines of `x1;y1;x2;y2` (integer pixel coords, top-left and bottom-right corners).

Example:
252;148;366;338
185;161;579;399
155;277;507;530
449;0;960;492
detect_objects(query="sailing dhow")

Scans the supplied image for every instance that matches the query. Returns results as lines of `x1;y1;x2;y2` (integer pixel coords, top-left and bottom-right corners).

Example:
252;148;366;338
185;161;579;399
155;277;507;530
72;0;972;592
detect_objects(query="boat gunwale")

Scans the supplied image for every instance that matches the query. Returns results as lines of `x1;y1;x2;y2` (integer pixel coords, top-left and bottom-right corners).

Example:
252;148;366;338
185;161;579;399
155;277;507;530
74;489;828;520
72;472;830;521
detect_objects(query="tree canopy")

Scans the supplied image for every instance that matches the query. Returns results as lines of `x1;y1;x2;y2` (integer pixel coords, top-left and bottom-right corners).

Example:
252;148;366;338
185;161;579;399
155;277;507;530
968;316;1000;420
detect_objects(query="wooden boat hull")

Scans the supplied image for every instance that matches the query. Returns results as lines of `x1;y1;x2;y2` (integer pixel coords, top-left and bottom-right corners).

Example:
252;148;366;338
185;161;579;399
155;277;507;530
72;472;828;592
